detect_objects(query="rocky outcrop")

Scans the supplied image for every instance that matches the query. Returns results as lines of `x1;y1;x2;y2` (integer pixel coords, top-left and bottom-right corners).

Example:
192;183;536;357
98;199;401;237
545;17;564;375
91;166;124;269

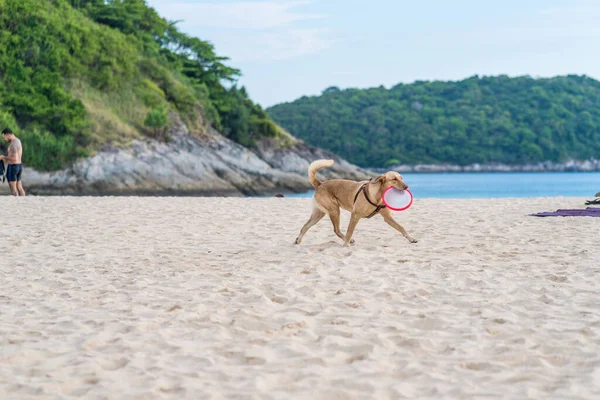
255;138;376;182
12;123;373;197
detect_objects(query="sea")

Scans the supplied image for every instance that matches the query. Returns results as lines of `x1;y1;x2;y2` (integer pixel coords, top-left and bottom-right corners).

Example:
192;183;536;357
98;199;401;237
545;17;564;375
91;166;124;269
279;172;600;199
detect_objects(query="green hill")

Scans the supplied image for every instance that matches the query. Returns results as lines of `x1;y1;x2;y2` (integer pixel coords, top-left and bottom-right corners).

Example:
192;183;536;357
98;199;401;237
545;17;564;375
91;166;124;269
0;0;285;171
267;75;600;167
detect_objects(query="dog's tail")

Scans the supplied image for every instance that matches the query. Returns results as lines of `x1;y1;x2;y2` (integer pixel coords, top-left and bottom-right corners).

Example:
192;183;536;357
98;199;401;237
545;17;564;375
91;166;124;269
308;159;335;189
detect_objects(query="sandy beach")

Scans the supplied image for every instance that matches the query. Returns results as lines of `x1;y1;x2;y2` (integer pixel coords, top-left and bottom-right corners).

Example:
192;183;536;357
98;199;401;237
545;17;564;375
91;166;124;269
1;196;599;399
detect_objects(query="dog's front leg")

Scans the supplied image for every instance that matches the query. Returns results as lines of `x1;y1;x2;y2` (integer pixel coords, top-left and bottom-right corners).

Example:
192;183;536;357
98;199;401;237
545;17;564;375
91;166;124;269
344;213;361;246
381;210;418;243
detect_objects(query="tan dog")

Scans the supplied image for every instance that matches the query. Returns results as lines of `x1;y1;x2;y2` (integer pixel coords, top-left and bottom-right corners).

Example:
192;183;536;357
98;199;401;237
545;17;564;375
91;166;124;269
295;159;418;246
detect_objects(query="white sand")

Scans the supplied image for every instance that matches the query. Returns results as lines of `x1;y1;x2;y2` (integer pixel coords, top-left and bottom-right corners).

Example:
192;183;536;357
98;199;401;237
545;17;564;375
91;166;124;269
1;196;599;399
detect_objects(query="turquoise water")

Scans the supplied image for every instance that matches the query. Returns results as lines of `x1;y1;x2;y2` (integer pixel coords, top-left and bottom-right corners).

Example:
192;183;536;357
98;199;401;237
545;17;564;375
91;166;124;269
281;172;600;199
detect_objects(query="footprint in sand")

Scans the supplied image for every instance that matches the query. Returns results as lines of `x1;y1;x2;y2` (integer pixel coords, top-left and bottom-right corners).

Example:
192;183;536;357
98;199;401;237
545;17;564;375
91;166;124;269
245;356;267;365
346;354;367;364
270;296;288;304
307;242;341;253
460;361;493;371
546;274;568;283
99;357;129;371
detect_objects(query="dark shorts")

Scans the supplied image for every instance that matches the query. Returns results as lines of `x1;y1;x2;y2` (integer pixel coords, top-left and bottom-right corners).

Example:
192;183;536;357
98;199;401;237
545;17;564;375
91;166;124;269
6;164;22;182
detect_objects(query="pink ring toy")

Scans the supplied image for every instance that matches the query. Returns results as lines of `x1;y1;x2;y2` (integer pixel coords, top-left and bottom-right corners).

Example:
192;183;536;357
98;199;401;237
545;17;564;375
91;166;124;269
382;187;413;211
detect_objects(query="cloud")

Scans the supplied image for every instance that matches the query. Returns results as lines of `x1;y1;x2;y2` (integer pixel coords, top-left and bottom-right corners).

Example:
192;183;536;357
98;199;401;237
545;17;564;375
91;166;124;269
146;0;333;61
235;28;334;61
152;0;325;30
539;4;600;17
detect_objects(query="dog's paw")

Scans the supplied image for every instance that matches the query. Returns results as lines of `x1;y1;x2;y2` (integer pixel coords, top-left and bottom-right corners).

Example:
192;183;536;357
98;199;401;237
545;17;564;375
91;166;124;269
408;237;418;244
294;238;302;245
342;236;355;245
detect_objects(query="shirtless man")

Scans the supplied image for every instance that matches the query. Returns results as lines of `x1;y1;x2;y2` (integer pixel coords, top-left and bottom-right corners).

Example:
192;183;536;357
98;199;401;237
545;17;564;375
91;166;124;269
1;128;25;196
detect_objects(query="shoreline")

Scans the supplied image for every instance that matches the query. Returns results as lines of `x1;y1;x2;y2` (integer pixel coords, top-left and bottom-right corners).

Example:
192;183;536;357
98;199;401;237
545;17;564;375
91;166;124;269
374;169;600;174
3;170;599;198
371;160;600;173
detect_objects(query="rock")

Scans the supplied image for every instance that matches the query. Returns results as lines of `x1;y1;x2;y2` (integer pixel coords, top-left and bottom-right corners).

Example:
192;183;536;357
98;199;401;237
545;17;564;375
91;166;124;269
13;120;372;196
255;137;376;182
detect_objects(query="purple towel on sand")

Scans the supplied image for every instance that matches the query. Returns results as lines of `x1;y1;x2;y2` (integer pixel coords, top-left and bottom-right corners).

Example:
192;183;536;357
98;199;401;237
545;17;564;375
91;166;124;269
530;207;600;217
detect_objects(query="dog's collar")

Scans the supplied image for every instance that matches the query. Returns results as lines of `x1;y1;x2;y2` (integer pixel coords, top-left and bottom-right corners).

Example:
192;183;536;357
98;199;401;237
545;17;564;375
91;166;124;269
353;179;386;219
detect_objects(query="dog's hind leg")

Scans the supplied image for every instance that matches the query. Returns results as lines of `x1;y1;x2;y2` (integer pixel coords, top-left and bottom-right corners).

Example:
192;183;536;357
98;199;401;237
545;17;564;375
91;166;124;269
295;208;326;244
328;207;353;244
343;212;361;247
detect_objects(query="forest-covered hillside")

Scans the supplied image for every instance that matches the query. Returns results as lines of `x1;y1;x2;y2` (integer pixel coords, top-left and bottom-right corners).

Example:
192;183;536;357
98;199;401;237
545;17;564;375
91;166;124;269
267;75;600;167
0;0;284;170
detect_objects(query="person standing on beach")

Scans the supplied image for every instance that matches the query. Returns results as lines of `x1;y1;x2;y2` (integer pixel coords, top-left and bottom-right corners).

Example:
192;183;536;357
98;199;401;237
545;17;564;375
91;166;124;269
0;128;26;196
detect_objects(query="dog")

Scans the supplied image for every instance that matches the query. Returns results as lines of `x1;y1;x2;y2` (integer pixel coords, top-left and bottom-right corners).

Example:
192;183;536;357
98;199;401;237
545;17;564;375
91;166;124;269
295;159;418;246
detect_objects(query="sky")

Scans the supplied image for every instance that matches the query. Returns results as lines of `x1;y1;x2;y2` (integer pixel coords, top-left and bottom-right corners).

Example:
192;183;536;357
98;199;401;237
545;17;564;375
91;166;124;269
145;0;600;108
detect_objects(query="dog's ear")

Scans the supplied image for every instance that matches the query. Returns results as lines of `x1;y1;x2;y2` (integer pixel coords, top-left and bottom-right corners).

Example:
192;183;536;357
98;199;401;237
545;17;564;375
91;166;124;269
373;174;386;185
